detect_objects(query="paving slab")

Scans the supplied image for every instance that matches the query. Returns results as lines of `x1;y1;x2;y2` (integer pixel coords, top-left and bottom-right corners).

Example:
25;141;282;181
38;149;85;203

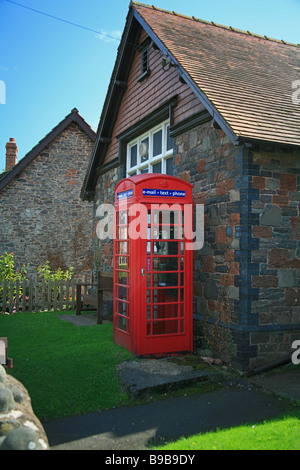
116;358;223;397
248;365;300;402
57;314;98;326
57;314;112;326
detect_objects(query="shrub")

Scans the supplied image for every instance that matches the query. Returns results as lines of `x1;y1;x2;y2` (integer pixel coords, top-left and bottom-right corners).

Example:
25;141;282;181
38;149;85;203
37;260;74;282
0;254;74;314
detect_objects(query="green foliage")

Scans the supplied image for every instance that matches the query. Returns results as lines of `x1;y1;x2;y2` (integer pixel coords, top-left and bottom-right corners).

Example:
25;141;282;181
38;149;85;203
0;253;29;309
37;260;74;282
0;253;75;314
0;252;28;283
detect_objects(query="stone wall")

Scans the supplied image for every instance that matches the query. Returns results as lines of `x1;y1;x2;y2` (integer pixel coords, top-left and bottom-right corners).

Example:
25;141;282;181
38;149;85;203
92;165;124;281
247;144;300;368
173;121;243;364
174;126;300;370
0;365;49;450
0;122;94;279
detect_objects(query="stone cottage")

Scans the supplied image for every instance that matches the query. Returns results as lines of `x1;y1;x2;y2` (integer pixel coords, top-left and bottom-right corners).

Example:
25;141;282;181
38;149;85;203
81;2;300;370
0;108;95;278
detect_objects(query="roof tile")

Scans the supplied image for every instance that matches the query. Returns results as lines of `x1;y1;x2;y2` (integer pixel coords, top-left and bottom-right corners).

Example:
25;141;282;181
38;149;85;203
133;1;300;146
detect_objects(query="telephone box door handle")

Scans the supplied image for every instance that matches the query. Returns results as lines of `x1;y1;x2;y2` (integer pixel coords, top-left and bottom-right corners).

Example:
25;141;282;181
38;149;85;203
141;268;145;276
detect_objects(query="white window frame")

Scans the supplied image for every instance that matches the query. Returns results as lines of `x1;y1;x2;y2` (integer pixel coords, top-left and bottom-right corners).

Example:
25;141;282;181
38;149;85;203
126;120;173;177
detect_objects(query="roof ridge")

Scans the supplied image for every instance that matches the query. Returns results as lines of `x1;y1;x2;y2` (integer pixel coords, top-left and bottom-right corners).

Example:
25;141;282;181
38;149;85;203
131;1;300;48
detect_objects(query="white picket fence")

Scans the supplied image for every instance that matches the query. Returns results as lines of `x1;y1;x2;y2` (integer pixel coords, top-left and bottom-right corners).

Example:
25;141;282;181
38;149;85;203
0;278;82;314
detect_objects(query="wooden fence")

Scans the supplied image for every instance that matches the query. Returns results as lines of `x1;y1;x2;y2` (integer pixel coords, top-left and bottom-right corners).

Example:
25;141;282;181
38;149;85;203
0;277;92;314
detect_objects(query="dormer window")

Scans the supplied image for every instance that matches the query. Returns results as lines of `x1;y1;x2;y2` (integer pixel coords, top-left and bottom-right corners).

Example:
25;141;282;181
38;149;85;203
137;39;150;81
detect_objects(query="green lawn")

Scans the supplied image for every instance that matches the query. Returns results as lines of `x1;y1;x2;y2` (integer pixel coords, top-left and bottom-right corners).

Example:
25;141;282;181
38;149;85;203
0;311;133;421
152;413;300;450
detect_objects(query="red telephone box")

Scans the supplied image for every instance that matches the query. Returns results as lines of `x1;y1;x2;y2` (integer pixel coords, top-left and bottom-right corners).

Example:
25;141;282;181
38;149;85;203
113;174;193;356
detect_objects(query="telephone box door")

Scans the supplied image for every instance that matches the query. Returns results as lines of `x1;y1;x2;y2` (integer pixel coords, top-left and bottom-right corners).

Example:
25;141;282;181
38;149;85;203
139;204;193;355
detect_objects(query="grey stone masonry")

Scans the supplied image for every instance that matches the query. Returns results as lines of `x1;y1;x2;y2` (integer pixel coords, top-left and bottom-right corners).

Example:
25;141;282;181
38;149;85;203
0;122;95;278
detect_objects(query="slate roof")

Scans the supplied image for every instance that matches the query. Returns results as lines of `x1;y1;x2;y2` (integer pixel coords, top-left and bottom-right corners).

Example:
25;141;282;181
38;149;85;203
0;108;96;192
133;2;300;147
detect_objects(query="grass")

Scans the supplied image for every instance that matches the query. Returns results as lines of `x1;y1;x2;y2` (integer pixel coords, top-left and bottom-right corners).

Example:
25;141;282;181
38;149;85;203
1;310;300;450
152;412;300;450
0;311;133;421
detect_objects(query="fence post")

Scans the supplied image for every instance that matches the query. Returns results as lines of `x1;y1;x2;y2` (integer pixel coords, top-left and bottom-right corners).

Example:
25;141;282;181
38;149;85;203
47;280;51;311
9;280;13;314
22;279;26;312
28;279;32;312
58;280;63;311
53;280;57;311
15;280;20;312
2;281;7;313
71;279;76;310
76;284;82;316
65;280;70;311
41;280;45;312
33;278;37;313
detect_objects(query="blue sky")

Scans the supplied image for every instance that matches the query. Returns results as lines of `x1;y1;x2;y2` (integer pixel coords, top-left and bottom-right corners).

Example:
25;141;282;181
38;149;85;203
0;0;299;172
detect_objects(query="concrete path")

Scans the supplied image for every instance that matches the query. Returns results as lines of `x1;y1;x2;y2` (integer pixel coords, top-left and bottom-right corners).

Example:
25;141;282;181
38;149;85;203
43;378;291;450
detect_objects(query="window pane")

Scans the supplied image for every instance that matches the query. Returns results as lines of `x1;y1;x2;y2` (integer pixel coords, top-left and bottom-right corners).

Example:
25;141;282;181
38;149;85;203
118;226;127;239
118;211;127;225
117;271;128;285
153;241;178;255
153;257;178;271
118;316;128;331
117;241;127;255
153;130;162;156
152;320;179;335
117;256;128;269
167;126;173;151
140;137;149;163
130;144;137;167
140;167;149;174
166;157;173;175
152;161;161;173
117;301;128;316
117;285;127;301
